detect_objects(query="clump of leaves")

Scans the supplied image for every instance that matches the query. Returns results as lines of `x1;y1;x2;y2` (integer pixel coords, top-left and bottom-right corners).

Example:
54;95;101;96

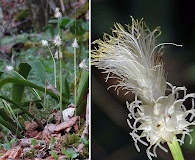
50;151;59;160
0;127;16;150
61;148;79;160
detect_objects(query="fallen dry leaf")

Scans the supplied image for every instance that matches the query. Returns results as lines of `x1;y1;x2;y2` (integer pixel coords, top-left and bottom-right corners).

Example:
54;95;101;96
54;116;78;132
62;107;75;121
43;123;56;135
24;121;39;131
1;146;22;159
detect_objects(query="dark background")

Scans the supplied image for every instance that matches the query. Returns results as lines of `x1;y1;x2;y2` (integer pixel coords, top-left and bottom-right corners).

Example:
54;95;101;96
91;0;195;160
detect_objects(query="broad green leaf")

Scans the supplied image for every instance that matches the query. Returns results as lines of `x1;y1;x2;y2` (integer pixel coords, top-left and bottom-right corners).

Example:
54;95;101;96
70;20;86;36
60;17;74;28
28;60;48;84
12;63;31;103
63;76;70;100
76;70;89;115
0;78;70;104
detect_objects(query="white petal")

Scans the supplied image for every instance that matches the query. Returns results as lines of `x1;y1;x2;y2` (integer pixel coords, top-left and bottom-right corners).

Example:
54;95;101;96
140;105;154;116
165;116;177;131
153;103;163;115
138;122;151;131
150;133;160;145
161;130;174;142
178;120;191;129
167;105;175;115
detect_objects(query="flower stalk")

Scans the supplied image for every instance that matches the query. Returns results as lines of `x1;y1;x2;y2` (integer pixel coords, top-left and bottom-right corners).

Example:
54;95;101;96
72;38;79;115
55;8;63;122
47;46;57;88
167;136;184;160
74;47;77;109
59;57;63;121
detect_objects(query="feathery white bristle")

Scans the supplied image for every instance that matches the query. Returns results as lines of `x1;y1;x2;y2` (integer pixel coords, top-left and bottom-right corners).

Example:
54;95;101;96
92;17;166;104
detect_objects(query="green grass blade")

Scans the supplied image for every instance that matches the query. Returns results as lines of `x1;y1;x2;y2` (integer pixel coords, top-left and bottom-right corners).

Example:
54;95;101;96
0;108;23;131
0;95;44;129
0;117;23;138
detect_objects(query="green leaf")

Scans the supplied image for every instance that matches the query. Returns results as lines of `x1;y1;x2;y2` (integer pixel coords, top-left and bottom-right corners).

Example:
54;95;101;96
61;148;79;160
0;78;70;104
76;70;89;115
50;137;56;145
63;76;70;100
0;117;23;138
70;20;86;36
0;95;44;130
50;151;59;160
11;63;31;103
48;19;58;24
0;108;23;131
60;17;74;28
0;71;3;78
31;138;37;147
28;60;48;84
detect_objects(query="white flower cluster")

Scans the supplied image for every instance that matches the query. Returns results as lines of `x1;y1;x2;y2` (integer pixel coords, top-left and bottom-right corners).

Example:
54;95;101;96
91;17;195;159
40;8;64;60
54;51;63;59
53;34;62;46
5;65;13;72
127;82;195;159
54;7;62;18
72;38;79;48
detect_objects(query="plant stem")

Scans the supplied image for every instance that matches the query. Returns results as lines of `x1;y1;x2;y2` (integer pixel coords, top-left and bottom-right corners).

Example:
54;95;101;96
167;136;184;160
47;46;57;88
59;58;63;121
74;47;77;113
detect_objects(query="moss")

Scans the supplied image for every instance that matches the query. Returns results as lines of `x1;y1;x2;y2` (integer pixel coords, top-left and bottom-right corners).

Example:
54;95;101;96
24;148;37;158
62;133;80;147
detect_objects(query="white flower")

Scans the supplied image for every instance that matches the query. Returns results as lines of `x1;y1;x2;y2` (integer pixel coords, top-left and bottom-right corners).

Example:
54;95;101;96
127;83;195;159
53;34;62;46
91;17;194;160
5;65;13;72
72;38;79;48
54;7;62;18
79;59;88;71
54;51;63;59
40;39;48;47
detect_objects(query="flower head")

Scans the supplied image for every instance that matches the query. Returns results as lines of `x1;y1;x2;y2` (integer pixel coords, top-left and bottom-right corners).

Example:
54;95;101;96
91;17;195;160
72;38;79;48
5;65;13;72
54;7;62;18
79;59;88;71
53;34;62;46
40;39;48;47
127;82;195;159
54;51;63;59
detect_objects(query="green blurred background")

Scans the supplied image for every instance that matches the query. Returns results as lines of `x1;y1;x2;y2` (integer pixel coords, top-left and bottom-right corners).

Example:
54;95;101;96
91;0;195;160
